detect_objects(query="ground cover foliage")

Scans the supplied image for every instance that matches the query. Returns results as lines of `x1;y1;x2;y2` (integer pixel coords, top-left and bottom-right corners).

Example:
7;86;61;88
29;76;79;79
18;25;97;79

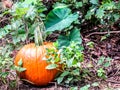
0;0;120;89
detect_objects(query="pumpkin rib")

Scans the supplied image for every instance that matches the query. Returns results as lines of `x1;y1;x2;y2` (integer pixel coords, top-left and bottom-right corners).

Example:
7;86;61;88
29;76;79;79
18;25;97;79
23;44;31;81
36;45;41;85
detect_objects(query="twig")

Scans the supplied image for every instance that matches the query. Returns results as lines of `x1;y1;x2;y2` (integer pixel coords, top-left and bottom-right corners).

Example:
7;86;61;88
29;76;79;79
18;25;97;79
86;31;120;37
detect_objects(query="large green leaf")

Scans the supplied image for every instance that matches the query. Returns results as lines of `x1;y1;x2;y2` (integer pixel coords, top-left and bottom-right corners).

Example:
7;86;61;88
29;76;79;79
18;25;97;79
58;29;82;48
69;29;82;43
45;7;78;32
96;8;105;19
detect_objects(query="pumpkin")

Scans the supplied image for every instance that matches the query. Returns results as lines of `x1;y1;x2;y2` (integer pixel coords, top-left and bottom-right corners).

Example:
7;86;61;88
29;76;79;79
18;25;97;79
14;42;59;86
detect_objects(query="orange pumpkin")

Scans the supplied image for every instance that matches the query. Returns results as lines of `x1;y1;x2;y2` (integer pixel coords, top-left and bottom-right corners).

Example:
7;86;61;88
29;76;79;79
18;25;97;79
14;42;59;86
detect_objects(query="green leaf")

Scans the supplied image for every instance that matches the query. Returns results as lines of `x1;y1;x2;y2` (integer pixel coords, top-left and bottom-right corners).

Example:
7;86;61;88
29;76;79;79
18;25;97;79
101;1;116;10
18;58;23;66
25;6;36;20
75;2;83;8
15;8;29;18
46;64;58;70
85;6;96;19
69;29;82;44
90;0;99;5
0;28;9;39
58;35;70;48
58;29;82;48
15;66;26;72
103;62;110;67
86;41;94;48
61;71;69;77
97;68;105;78
70;87;78;90
83;0;89;3
72;69;80;76
92;82;99;87
65;77;73;84
113;14;120;22
101;36;107;41
80;84;90;90
18;67;27;72
57;76;64;84
45;7;78;32
53;2;68;9
97;56;105;65
96;8;105;19
106;57;112;61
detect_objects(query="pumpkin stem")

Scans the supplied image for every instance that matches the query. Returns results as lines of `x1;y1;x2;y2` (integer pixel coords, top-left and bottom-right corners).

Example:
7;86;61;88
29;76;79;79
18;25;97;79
34;17;46;46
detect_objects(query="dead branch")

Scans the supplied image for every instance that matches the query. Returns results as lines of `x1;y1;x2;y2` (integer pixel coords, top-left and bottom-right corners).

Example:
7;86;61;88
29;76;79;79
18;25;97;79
86;31;120;37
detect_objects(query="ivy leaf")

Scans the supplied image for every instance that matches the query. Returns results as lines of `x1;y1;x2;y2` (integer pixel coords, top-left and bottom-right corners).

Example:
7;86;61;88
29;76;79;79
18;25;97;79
106;57;112;61
60;71;69;77
75;2;83;8
80;84;90;90
113;14;120;22
57;76;64;84
97;56;105;65
46;64;58;70
103;62;111;67
70;87;78;90
57;70;70;84
90;0;98;5
0;28;9;39
45;7;78;32
25;6;36;20
96;9;105;19
91;82;99;87
101;1;116;10
58;29;82;48
15;66;26;72
85;6;96;20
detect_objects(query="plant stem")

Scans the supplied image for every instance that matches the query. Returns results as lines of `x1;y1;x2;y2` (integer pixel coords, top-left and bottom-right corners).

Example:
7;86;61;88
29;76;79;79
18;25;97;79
34;25;43;46
34;17;45;46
